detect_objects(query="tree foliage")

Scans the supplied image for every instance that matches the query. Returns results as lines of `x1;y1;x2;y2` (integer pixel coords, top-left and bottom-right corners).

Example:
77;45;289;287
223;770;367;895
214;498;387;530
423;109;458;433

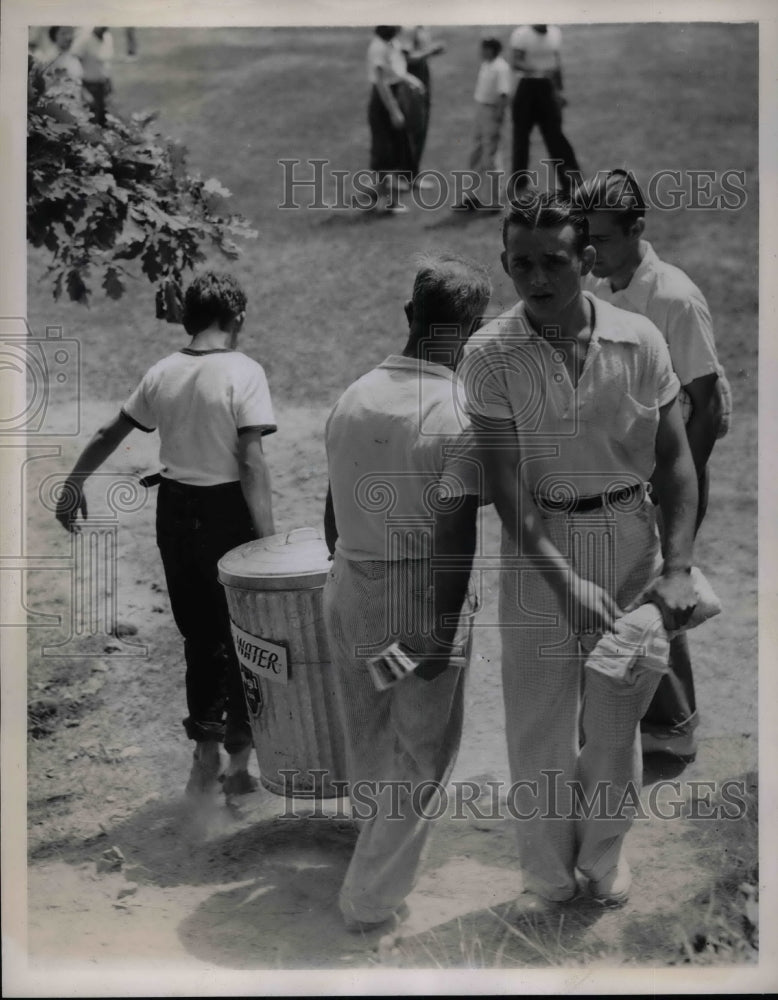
26;62;257;306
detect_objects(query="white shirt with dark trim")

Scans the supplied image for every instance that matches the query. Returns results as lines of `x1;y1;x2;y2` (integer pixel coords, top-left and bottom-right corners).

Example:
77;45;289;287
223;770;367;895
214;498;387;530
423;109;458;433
122;349;276;486
326;355;481;562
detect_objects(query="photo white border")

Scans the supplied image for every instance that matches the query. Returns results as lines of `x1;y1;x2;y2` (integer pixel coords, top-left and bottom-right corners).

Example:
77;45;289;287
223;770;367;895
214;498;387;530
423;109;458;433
2;0;774;995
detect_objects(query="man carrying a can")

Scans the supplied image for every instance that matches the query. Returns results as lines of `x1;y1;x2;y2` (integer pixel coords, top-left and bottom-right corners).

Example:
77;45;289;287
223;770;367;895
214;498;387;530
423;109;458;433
323;252;490;933
55;271;276;799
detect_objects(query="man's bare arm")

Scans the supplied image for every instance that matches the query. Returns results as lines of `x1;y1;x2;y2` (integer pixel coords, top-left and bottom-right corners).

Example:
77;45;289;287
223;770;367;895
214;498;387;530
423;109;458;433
56;411;136;531
645;398;698;628
682;372;720;477
237;430;275;538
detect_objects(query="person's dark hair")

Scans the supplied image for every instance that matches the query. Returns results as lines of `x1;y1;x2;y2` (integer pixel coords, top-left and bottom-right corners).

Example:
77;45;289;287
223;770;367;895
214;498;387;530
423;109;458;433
410;252;491;337
48;26;60;42
182;272;247;336
375;26;398;42
481;36;502;56
574;168;647;233
502;190;589;255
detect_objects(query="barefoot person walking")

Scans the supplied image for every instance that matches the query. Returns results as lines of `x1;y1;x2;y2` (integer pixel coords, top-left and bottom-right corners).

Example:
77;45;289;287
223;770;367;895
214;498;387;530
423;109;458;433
55;272;276;798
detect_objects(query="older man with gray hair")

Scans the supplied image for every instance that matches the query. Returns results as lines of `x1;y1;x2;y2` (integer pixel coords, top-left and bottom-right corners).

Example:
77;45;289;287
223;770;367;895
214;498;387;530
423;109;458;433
323;252;491;933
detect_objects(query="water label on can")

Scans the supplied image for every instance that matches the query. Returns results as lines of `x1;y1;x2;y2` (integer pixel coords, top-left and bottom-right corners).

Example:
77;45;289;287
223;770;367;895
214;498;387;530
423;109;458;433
230;621;289;685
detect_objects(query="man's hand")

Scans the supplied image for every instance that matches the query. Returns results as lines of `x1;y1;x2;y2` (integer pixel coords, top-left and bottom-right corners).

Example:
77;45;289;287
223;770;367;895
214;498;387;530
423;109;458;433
405;75;425;94
567;573;623;637
55;479;87;533
644;570;697;632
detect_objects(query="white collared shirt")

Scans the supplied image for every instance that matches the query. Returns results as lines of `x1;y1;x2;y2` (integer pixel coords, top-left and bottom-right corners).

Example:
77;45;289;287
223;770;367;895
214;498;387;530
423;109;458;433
509;25;562;78
367;36;407;85
583;241;721;390
474;56;512;105
326;355;481;561
459;293;680;497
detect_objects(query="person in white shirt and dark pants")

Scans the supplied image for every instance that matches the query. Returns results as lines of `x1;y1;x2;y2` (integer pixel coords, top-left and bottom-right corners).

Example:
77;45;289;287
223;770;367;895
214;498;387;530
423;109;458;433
509;24;580;196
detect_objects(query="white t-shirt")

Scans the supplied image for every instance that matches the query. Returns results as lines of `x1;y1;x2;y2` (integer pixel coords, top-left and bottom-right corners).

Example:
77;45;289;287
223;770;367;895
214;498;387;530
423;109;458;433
122;349;276;486
509;25;561;77
474;55;512;104
326;356;481;561
367;35;407;85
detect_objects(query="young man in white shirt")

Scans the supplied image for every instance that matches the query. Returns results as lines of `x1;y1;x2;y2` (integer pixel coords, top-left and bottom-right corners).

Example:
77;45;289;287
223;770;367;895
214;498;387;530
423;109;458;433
460;191;698;908
323;253;489;932
509;24;580;196
577;168;730;763
56;272;276;799
458;36;512;211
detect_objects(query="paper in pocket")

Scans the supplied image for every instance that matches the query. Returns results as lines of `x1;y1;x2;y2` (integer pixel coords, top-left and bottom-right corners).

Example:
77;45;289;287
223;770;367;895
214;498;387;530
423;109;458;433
366;642;421;691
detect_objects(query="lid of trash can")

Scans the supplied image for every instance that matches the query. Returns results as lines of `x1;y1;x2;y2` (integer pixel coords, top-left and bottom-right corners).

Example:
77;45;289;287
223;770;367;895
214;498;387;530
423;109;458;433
217;527;331;590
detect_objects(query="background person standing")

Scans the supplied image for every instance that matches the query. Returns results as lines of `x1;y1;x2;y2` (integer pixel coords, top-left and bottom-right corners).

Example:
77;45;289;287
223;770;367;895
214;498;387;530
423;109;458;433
397;26;446;191
458;35;512;211
72;26;114;125
509;24;580;196
365;26;425;213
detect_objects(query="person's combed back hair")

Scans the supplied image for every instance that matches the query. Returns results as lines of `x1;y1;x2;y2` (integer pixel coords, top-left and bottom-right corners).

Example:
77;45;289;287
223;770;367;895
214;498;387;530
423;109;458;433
502;190;589;255
574;168;647;233
411;252;492;330
182;272;248;336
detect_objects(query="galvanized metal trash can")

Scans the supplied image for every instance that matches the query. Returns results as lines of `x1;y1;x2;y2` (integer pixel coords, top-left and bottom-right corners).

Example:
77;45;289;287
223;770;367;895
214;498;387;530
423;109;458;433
217;527;348;798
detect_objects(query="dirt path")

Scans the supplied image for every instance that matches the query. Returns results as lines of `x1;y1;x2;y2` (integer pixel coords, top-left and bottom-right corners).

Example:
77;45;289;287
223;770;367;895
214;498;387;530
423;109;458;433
16;401;758;986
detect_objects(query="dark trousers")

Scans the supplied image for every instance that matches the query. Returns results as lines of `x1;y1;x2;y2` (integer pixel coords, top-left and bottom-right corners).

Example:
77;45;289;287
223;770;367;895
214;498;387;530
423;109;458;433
156;478;255;753
511;78;580;190
368;84;413;181
82;80;110;126
642;466;710;731
404;56;431;177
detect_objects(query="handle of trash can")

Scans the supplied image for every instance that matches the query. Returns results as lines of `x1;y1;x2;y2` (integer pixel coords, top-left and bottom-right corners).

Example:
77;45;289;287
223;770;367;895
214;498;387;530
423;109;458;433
284;527;321;544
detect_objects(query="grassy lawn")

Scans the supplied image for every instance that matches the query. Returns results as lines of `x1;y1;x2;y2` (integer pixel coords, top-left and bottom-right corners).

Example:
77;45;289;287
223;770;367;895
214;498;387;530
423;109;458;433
24;22;759;973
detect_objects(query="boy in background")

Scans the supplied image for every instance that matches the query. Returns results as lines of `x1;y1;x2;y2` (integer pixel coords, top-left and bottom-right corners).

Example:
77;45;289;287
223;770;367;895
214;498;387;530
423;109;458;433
458;36;512;211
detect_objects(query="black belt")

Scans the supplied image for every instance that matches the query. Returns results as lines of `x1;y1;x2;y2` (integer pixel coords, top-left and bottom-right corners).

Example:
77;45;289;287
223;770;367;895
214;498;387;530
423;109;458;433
535;482;644;514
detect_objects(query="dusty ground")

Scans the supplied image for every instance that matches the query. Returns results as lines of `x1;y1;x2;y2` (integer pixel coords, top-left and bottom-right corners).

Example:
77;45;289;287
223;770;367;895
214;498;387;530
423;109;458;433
10;23;760;991
14;398;758;989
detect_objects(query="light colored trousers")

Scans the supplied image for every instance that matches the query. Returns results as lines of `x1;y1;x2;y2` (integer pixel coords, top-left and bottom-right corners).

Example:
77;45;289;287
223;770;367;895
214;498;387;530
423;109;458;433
500;499;662;900
323;554;471;923
469;101;504;195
